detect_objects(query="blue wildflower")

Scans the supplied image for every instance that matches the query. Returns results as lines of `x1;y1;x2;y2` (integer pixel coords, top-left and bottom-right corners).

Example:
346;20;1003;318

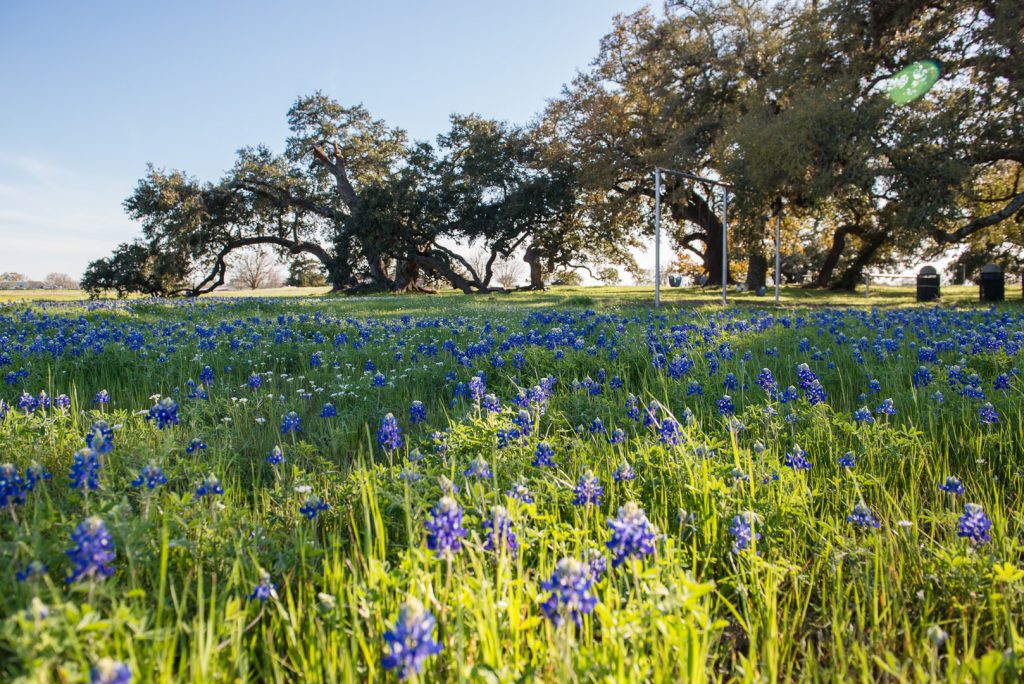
716;395;735;416
659;417;682;446
783;446;811;470
409;401;427;425
612;460;636;482
539;558;597;627
606;502;656;567
957;503;992;545
66;517;115;583
377;413;403;452
280;411;302;434
23;462;51;490
729;511;760;554
463;456;492;479
93;389;111;405
846;502;881;528
195;474;224;499
838;452;856;468
131;464;167;490
145;398;180;430
506;480;534;504
299;496;329;520
939;476;964;496
90;658;132;684
532;442;556;467
320;403;337;418
68;448;101;492
875;398;897;415
572;471;603;506
425;496;467;557
482;505;518;556
266;446;285;466
853;407;875;425
382;598;443;680
247;570;277;602
185;438;206;453
979;403;999;425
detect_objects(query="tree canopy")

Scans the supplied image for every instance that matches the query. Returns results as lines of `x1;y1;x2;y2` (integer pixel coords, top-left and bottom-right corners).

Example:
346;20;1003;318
84;0;1024;297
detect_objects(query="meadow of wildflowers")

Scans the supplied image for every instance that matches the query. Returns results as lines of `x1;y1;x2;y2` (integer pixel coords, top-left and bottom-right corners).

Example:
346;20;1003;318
0;294;1022;682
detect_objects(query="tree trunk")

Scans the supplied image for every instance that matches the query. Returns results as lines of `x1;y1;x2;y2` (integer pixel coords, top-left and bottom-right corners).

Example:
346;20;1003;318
522;246;546;290
831;233;886;291
393;258;434;293
813;224;857;288
746;253;768;291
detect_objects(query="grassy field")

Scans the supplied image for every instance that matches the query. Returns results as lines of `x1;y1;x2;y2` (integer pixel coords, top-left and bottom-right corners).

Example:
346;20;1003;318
1;289;1022;682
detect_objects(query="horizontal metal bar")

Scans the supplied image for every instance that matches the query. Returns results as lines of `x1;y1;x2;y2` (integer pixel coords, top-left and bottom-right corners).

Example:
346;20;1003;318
654;166;733;189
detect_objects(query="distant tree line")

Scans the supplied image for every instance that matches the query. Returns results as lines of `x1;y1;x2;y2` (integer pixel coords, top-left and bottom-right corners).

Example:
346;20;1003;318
82;0;1023;297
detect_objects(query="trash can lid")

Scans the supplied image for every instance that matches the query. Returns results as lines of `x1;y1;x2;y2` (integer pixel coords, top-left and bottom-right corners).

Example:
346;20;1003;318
919;265;938;276
980;263;1002;274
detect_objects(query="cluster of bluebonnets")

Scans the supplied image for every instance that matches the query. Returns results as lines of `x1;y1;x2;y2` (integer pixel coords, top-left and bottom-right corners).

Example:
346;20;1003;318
0;297;1022;681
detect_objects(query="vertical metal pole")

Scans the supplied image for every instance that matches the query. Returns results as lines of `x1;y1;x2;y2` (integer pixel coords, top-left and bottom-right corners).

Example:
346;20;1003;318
654;168;661;308
774;210;781;305
721;188;728;305
865;273;870;297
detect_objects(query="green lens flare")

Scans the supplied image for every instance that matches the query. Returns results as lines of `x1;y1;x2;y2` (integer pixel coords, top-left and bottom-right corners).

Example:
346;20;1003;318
886;60;941;105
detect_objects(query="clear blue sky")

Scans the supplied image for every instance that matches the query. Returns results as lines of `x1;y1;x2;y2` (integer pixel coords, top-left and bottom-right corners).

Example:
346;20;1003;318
0;0;649;279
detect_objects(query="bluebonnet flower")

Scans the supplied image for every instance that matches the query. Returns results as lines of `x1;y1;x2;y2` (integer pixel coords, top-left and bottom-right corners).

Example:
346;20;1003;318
431;431;448;456
659;417;682;446
838;452;856;468
875;398;897;416
572;471;603;506
463;456;493;480
382;598;443;680
377;413;403;452
756;368;777;393
320;403;337;418
513;410;533;435
90;658;132;684
309;351;322;369
846;502;881;528
584;549;607;583
200;365;214;385
18;391;38;413
15;560;48;583
930;391;944;403
994;373;1011;390
939;476;964;495
729;467;749;483
399;467;422;483
131;464;167;490
69;448;101;492
55;394;71;410
853;407;875;425
783;445;811;470
729;511;760;554
481;393;501;414
686;380;703;397
185;438;206;453
612;460;636;482
66;517;115;583
425;496;467;557
532;442;556;467
957;503;992;545
372;372;387;387
280;411;302;434
642;400;661;427
589;417;605;435
23;462;51;490
506;480;534;504
609;428;626;444
482;505;518;556
723;372;738;391
1;463;27;510
539;558;598;627
247;373;262;390
247;570;277;602
85;420;115;454
299;496;329;520
979;403;999;425
912;366;933;388
146;398;179;430
195;474;224;499
752;441;766;455
468;375;486;401
266;446;286;466
409;401;427;425
716;395;735;416
625;394;641;421
94;389;111;405
804;379;827;405
606;502;656;567
780;385;799;403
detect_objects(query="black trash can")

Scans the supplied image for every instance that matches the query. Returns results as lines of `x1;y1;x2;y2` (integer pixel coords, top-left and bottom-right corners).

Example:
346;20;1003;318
668;275;682;288
979;263;1005;302
916;266;940;302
